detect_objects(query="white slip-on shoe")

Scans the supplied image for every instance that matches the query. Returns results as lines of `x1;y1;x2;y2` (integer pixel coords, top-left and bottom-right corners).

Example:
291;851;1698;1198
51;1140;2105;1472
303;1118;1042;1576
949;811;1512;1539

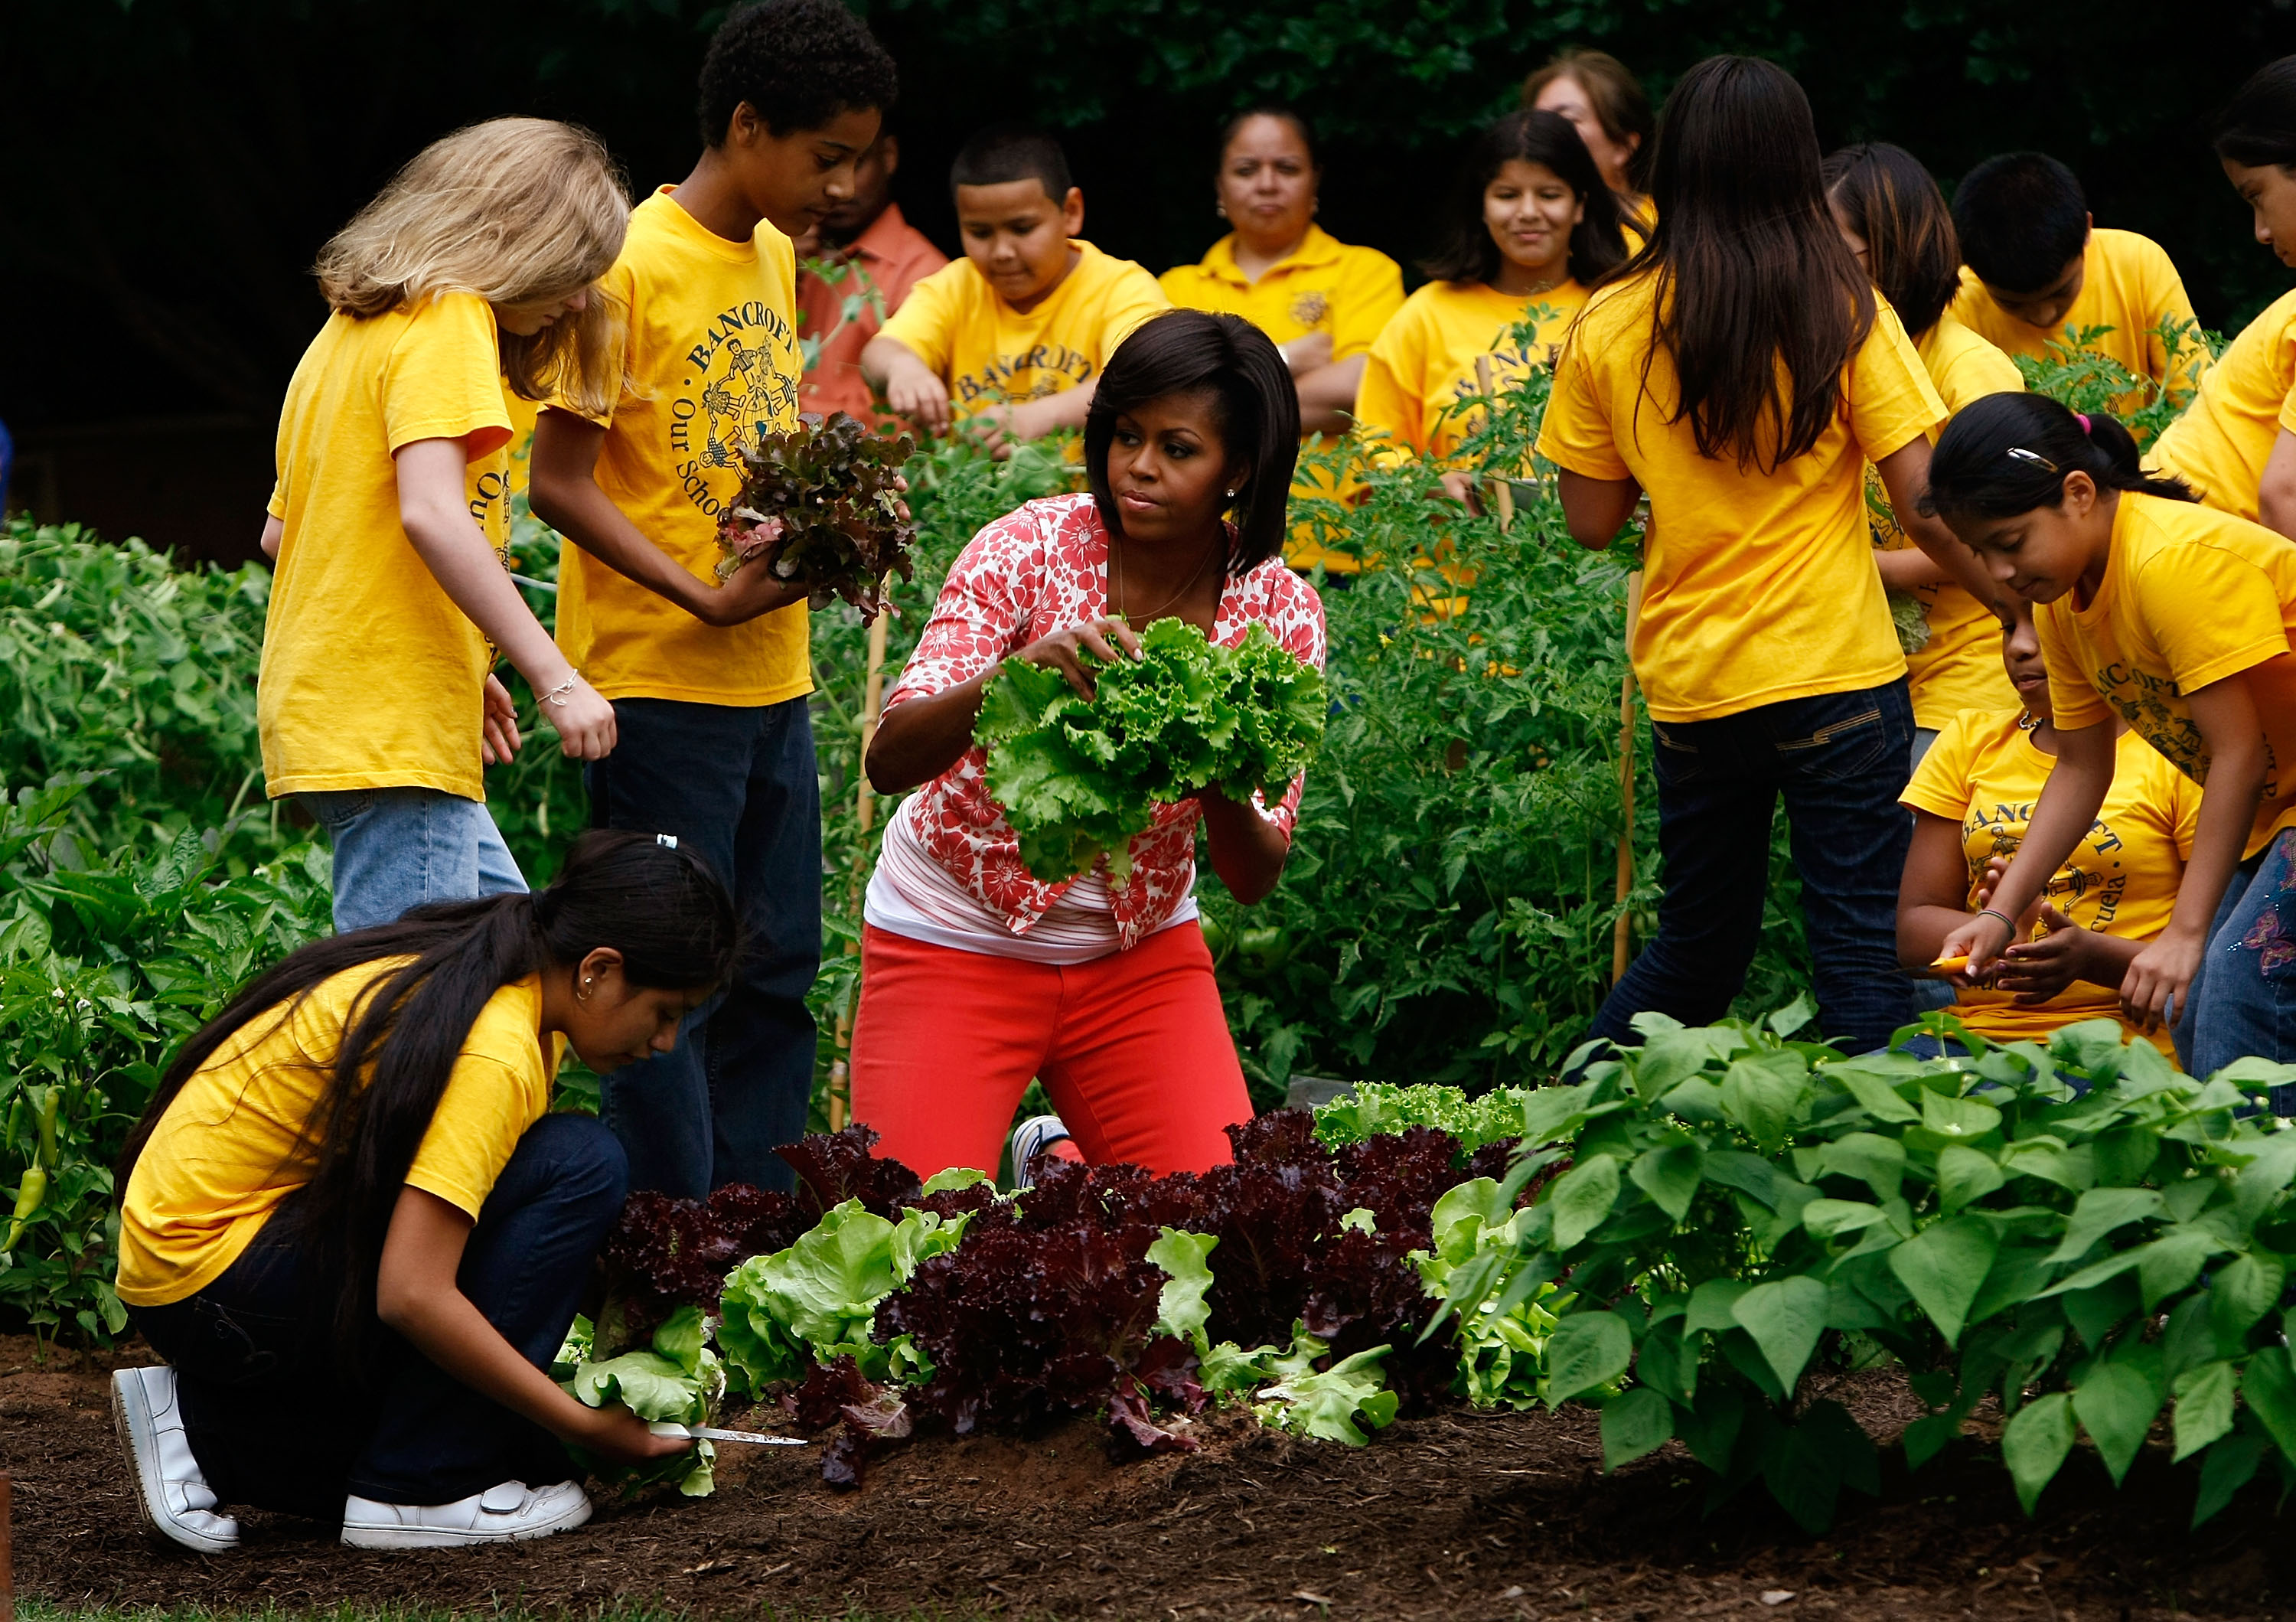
1007;1113;1074;1190
341;1478;592;1549
111;1365;241;1554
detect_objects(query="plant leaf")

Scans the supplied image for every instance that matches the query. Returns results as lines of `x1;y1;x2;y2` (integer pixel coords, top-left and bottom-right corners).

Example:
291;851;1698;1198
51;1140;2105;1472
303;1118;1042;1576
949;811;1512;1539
1548;1153;1622;1251
1888;1216;1999;1346
2001;1391;2076;1516
2173;1359;2237;1463
1544;1310;1633;1408
1599;1385;1675;1470
1730;1275;1829;1393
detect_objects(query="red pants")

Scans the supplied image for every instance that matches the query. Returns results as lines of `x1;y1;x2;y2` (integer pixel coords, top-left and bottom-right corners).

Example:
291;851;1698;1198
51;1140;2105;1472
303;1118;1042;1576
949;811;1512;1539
847;921;1252;1180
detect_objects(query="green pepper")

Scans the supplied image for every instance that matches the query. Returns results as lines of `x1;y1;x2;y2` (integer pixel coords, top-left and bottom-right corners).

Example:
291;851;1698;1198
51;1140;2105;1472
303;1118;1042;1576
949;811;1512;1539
3;1096;21;1157
5;1164;47;1252
36;1085;60;1170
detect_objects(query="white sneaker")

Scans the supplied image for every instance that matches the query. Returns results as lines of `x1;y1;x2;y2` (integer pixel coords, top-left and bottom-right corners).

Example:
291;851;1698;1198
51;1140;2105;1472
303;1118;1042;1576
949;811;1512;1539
341;1479;592;1549
1008;1113;1074;1189
111;1366;240;1554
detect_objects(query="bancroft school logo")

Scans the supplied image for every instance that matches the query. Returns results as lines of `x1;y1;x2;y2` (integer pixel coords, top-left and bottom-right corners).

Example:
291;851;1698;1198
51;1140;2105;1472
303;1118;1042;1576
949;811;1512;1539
954;344;1095;406
1288;290;1330;329
672;299;798;519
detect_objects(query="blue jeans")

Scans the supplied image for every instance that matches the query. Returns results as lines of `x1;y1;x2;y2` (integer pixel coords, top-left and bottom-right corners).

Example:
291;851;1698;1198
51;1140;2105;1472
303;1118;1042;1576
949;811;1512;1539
129;1114;628;1516
2180;827;2296;1106
1593;680;1916;1055
586;696;822;1196
302;787;526;934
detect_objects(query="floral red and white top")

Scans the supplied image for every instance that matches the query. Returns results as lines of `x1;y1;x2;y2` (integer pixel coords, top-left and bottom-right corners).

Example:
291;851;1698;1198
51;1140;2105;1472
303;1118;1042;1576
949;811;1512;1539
880;491;1327;950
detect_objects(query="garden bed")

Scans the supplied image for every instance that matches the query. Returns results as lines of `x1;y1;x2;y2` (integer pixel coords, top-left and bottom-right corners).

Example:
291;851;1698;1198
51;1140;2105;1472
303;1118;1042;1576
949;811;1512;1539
8;1335;2291;1621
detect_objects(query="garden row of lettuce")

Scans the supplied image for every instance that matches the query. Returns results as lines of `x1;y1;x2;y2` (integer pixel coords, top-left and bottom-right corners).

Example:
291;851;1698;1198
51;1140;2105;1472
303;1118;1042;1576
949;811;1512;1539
550;1013;2296;1535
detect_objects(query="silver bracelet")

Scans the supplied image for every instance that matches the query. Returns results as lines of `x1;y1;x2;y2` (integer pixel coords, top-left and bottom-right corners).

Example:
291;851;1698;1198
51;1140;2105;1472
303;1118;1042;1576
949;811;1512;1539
540;671;581;708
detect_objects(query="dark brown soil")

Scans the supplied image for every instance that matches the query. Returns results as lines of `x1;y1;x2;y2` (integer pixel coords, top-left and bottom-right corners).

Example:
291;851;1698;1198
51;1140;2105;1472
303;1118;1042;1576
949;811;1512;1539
11;1335;2296;1620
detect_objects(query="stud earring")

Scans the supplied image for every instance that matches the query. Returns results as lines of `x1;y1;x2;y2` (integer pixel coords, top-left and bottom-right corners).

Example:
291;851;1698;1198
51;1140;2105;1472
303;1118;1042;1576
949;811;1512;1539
1215;201;1228;219
1225;488;1238;498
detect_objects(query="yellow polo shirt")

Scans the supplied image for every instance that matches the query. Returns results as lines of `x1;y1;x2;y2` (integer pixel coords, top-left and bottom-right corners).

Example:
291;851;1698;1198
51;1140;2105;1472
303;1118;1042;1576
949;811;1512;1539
261;292;513;802
1904;710;2196;1056
553;188;810;707
117;964;563;1307
2038;491;2296;857
1538;275;1943;722
1869;314;2027;729
1949;228;2211;412
878;240;1169;411
1159;225;1404;361
1356;279;1590;464
2148;286;2296;523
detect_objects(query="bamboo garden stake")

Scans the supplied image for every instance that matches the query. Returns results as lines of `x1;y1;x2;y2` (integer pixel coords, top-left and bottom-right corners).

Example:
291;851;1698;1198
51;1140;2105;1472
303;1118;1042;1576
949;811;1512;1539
826;609;892;1131
1613;570;1645;984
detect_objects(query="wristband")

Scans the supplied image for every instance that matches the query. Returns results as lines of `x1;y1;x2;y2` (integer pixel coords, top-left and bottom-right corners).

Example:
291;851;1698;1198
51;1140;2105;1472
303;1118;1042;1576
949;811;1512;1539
1976;907;2017;941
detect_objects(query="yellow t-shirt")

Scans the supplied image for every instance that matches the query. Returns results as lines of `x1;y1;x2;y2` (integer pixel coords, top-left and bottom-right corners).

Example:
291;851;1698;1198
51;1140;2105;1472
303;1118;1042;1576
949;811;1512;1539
1355;279;1591;465
878;239;1170;411
553;188;810;707
261;292;514;801
2148;286;2296;523
116;963;563;1307
1870;315;2027;729
1158;226;1404;363
504;388;541;501
1948;228;2211;410
1537;276;1945;722
2037;491;2296;857
1904;710;2197;1055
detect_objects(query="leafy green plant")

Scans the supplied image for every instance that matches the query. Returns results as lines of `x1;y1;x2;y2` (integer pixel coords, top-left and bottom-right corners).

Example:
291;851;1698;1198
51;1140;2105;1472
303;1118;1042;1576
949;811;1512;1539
2013;317;2223;449
0;779;331;1343
553;1305;722;1497
1313;1082;1531;1154
974;617;1327;883
1429;1007;2296;1532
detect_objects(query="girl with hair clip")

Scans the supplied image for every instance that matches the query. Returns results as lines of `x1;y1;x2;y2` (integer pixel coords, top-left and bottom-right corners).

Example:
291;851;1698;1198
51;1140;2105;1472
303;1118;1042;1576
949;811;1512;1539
260;119;630;935
1536;56;2005;1059
109;831;737;1551
1927;395;2296;1090
1355;109;1626;506
2150;56;2296;538
1824;142;2027;759
852;310;1325;1183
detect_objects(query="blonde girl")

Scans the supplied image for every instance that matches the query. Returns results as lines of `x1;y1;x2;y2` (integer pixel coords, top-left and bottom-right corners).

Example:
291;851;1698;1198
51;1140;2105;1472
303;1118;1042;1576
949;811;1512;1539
259;118;627;932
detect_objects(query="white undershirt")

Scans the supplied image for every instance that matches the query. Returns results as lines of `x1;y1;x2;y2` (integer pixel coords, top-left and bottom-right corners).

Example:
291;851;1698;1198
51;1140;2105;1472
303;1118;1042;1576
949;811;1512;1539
863;800;1197;964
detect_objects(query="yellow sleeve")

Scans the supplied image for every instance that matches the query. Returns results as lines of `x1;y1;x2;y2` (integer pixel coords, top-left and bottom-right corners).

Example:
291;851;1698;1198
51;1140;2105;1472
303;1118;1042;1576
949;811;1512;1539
2134;542;2293;694
1354;308;1429;460
1848;305;1948;464
2037;600;2113;728
1159;264;1208;310
1534;320;1629;480
403;1055;537;1219
879;263;964;378
266;479;285;521
547;258;633;426
383;293;514;459
1094;263;1174;363
1901;711;1981;821
1329;249;1407;364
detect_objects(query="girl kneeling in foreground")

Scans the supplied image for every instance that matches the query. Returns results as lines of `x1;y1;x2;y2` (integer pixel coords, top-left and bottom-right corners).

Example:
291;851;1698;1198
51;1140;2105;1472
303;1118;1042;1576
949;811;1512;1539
1931;395;2296;1087
112;832;731;1552
853;308;1326;1181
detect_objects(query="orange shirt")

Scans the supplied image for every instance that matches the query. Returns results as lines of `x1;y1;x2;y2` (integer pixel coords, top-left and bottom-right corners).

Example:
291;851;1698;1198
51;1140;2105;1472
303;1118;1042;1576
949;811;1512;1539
796;203;948;422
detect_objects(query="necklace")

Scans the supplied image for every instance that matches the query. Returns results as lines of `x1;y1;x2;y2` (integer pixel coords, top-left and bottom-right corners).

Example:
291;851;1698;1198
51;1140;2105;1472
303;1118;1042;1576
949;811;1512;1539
1111;530;1221;626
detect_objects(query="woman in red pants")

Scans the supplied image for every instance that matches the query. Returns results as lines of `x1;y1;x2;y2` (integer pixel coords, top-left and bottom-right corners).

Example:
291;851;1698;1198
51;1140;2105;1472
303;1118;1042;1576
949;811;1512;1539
853;308;1326;1180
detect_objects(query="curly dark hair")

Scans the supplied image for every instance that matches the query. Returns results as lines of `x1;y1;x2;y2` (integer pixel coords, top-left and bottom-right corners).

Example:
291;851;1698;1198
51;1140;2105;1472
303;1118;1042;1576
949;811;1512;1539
697;0;899;147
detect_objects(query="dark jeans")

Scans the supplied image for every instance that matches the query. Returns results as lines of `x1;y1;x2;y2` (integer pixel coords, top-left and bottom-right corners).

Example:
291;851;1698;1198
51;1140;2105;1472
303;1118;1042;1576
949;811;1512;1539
2181;827;2296;1108
129;1114;627;1518
1593;680;1916;1056
586;695;823;1196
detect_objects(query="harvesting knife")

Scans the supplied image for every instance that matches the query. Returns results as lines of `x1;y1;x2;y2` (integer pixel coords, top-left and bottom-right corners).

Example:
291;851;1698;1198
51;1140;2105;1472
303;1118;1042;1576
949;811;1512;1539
647;1421;810;1446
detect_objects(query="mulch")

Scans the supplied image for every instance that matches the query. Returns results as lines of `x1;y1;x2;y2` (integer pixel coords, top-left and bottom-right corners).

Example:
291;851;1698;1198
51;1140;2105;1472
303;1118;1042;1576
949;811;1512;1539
9;1334;2296;1620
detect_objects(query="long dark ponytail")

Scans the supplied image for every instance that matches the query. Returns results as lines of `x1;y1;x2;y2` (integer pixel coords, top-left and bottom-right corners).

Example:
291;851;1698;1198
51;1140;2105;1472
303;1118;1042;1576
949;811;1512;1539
119;830;738;1368
1625;56;1874;472
1919;393;2197;522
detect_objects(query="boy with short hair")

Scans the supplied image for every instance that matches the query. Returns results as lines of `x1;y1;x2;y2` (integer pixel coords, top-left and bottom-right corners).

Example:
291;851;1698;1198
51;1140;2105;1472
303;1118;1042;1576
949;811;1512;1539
1948;152;2211;407
862;124;1168;452
796;129;948;420
527;0;898;1198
